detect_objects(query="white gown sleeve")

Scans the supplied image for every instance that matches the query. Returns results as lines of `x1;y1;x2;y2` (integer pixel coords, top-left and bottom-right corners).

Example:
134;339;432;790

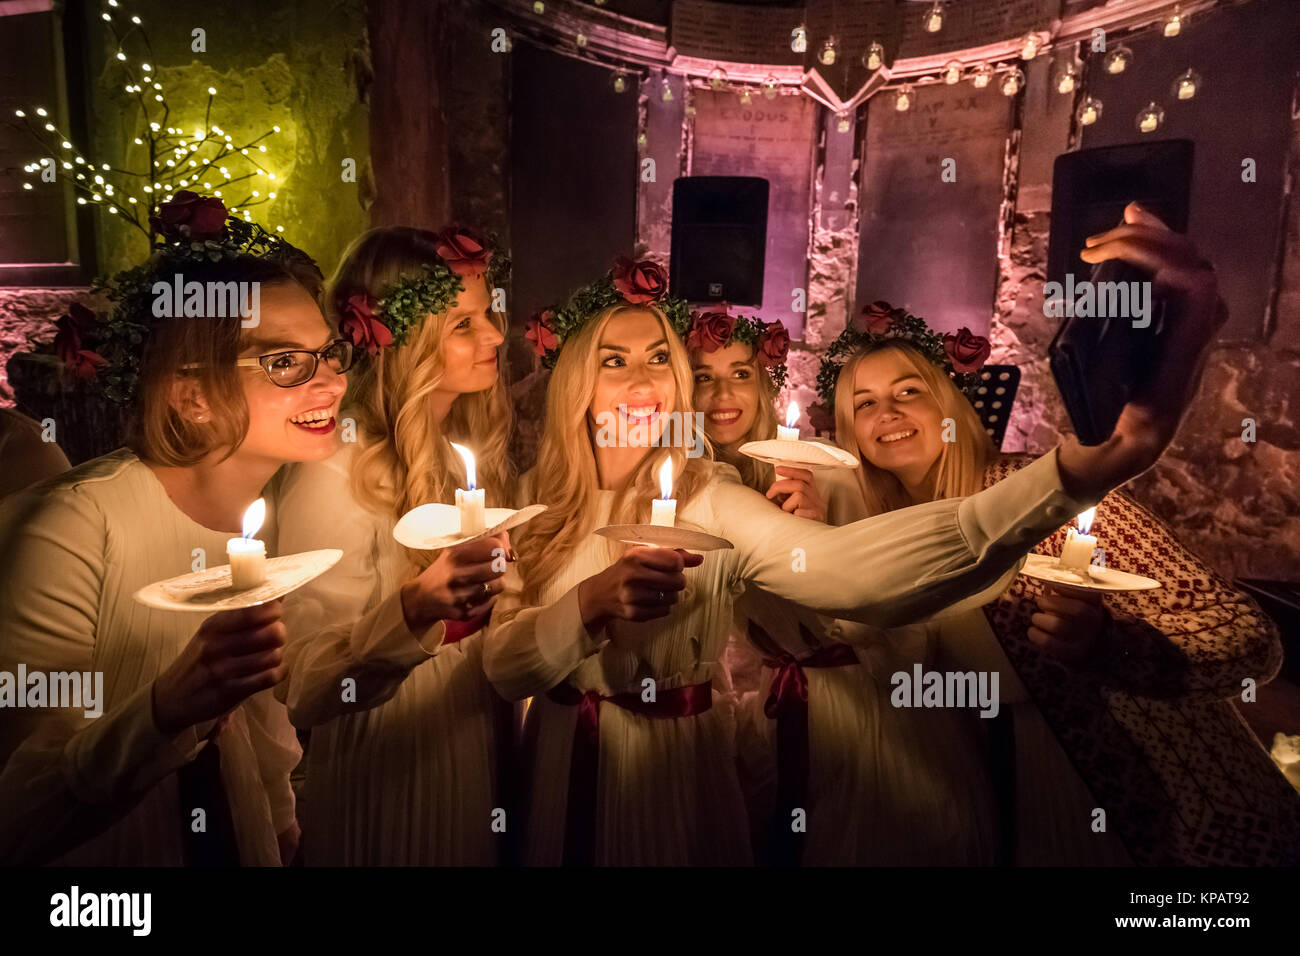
482;565;606;701
711;447;1094;628
0;489;206;865
274;456;446;729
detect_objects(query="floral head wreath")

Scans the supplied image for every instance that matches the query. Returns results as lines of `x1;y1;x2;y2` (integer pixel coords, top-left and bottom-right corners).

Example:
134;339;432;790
334;226;511;356
810;300;991;431
684;304;791;389
27;190;318;405
524;256;692;368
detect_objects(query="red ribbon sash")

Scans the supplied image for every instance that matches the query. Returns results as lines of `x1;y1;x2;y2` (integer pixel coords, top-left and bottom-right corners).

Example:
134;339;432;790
546;679;713;866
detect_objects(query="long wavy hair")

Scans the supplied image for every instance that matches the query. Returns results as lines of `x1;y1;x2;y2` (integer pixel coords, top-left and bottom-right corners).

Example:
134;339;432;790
327;226;512;569
690;342;779;492
516;303;714;601
833;339;992;515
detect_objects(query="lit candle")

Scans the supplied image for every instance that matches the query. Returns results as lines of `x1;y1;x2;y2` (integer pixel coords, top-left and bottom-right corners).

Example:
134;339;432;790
1177;79;1196;100
1058;507;1098;572
777;400;801;441
451;442;487;535
1080;105;1098;125
650;456;677;527
1139;113;1159;133
227;498;267;589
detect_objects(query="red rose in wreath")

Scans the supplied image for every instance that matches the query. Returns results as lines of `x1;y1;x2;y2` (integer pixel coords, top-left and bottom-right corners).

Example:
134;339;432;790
943;327;991;373
148;190;228;242
338;294;393;356
611;256;668;305
757;321;790;366
686;307;736;352
435;226;492;278
524;308;559;356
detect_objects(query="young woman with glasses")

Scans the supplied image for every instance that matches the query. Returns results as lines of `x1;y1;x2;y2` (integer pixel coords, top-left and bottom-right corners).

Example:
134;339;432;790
0;234;349;865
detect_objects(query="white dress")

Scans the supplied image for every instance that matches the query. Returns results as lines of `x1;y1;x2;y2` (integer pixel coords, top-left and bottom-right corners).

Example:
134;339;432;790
274;444;511;865
484;450;1093;865
0;450;299;865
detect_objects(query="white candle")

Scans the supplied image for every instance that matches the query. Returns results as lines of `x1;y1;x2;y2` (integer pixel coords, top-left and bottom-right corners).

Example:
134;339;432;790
777;400;801;441
650;456;677;527
451;442;486;535
1058;507;1098;572
227;498;268;589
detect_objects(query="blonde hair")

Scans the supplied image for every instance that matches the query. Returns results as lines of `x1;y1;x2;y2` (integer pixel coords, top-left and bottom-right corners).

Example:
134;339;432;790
690;343;779;492
833;340;992;515
327;226;512;569
517;303;713;600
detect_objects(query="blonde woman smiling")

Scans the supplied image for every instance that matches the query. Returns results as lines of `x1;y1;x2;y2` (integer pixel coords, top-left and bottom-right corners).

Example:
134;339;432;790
689;307;997;865
274;226;514;865
818;205;1299;865
483;249;1210;866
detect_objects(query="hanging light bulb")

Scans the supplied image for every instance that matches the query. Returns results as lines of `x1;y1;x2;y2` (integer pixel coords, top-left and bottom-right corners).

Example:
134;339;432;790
970;63;994;89
1104;46;1132;75
575;32;587;48
637;131;648;149
763;75;779;100
1171;68;1201;101
924;2;943;33
819;37;838;66
709;66;726;91
1000;67;1025;96
660;77;673;102
612;71;628;94
1136;102;1164;133
1056;62;1079;94
1163;8;1184;37
863;41;885;71
1077;96;1102;126
532;0;544;13
895;85;914;112
836;113;851;133
791;25;808;54
943;60;963;85
739;88;753;106
1020;32;1041;60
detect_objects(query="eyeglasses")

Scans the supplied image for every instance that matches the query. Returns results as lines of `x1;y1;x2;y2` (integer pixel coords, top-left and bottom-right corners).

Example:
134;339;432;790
183;339;355;388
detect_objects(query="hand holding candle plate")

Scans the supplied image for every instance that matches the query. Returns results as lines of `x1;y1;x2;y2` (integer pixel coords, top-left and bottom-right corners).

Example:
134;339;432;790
394;441;548;551
595;456;733;552
739;401;859;471
1019;507;1159;592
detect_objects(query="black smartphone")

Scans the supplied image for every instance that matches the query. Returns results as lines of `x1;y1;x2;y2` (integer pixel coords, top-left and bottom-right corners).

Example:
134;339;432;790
1046;140;1194;445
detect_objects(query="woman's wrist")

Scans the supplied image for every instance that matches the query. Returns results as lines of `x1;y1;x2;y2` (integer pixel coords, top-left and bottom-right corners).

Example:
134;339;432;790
577;575;610;637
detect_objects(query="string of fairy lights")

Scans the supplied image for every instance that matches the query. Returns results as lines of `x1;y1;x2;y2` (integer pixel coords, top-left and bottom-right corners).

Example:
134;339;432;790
520;1;1203;138
12;0;285;238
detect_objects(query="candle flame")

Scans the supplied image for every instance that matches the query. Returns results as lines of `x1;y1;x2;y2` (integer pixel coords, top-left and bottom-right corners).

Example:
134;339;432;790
1076;507;1096;536
785;400;800;429
451;442;477;491
242;498;266;539
658;456;674;500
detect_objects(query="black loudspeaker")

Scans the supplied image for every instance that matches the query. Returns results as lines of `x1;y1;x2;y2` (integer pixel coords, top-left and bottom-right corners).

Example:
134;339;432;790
670;177;769;306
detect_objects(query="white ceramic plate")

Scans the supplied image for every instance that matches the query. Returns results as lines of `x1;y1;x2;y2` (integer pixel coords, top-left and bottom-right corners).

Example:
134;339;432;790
1020;553;1161;592
393;503;547;551
595;523;734;552
133;549;344;612
739;439;859;470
